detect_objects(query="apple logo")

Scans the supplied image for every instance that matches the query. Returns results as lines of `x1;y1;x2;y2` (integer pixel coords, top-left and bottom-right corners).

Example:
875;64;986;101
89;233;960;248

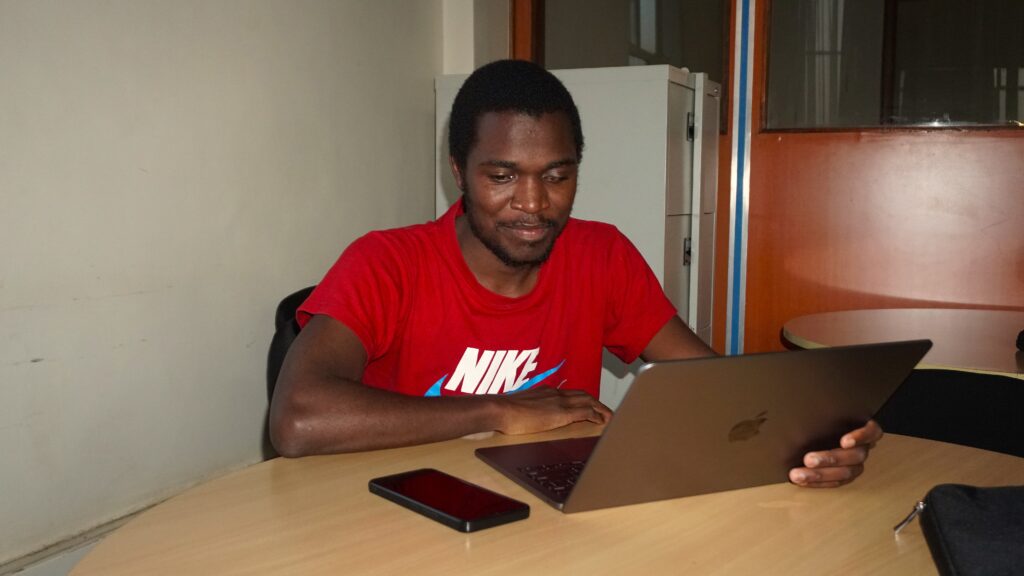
729;411;768;442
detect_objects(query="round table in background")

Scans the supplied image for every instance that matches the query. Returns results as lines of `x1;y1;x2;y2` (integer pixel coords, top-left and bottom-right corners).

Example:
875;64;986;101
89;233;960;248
782;308;1024;379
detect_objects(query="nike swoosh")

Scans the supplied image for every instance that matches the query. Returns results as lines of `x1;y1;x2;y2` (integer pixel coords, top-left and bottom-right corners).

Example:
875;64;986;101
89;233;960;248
510;359;566;393
424;374;447;397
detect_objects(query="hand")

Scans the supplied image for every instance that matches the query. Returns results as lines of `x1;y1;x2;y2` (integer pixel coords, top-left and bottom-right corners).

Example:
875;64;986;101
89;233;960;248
493;386;612;435
789;420;883;488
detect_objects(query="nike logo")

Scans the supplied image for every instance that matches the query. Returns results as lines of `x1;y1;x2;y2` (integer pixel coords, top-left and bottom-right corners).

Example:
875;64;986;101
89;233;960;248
423;347;565;396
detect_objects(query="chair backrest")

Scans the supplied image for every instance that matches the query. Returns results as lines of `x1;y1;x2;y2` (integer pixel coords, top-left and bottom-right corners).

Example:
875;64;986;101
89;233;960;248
266;286;316;402
875;368;1024;458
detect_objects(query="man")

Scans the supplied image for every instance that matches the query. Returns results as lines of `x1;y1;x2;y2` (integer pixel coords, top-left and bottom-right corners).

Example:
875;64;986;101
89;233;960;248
270;60;881;488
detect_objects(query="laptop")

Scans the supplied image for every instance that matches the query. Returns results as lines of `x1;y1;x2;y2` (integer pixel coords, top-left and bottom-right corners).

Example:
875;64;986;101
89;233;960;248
476;339;931;513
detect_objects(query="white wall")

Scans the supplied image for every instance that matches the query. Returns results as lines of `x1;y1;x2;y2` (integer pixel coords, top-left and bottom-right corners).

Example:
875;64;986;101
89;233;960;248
443;0;510;73
444;0;477;72
473;0;510;67
0;0;446;564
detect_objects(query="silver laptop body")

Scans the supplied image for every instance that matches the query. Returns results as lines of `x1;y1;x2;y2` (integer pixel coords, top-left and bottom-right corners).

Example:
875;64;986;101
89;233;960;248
476;339;931;513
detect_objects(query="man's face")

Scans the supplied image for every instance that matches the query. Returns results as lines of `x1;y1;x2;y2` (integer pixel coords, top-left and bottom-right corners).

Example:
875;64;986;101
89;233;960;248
451;111;578;270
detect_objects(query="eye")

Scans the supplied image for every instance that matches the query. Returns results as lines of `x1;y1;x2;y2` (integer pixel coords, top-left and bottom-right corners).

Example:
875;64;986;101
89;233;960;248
489;173;514;184
543;172;570;183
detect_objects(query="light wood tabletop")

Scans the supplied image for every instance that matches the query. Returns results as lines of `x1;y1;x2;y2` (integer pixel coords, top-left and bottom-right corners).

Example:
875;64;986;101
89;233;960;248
71;422;1024;576
782;308;1024;378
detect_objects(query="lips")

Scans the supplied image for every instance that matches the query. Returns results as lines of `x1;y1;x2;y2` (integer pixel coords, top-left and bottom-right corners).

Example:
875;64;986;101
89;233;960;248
501;221;553;242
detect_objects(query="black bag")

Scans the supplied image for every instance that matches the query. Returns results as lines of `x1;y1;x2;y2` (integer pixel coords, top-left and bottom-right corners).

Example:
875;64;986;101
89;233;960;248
896;484;1024;576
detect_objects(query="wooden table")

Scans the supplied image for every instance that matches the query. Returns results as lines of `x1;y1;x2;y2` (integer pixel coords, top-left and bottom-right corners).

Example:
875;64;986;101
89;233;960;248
782;308;1024;378
71;423;1024;575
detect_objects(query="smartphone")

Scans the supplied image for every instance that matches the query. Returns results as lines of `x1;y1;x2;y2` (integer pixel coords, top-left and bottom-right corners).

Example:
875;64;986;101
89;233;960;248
368;468;529;532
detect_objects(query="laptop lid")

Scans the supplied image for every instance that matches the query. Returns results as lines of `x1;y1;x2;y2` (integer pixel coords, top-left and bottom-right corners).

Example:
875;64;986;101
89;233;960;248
476;339;931;513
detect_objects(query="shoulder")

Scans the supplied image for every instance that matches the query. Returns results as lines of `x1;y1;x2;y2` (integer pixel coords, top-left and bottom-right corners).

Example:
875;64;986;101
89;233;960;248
345;218;445;261
553;218;655;287
559;217;638;257
563;217;627;242
317;219;447;294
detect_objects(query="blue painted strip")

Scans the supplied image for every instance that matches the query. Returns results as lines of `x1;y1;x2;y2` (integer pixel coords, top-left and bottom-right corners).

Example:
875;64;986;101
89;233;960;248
729;0;751;355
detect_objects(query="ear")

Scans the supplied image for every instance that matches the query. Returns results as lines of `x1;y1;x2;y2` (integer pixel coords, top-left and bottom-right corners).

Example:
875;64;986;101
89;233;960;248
448;155;466;192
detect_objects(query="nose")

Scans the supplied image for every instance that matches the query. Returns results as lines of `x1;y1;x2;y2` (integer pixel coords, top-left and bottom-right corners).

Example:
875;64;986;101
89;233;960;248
509;176;549;214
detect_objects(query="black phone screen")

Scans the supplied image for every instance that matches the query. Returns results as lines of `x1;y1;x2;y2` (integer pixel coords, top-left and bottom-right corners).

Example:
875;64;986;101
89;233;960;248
369;468;529;532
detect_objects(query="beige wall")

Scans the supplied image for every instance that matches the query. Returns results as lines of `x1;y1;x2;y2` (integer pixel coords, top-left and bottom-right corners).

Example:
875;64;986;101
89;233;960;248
443;0;510;72
0;0;450;564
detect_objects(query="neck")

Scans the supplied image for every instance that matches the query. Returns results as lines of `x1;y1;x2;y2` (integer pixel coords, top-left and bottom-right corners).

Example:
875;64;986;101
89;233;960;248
455;215;540;298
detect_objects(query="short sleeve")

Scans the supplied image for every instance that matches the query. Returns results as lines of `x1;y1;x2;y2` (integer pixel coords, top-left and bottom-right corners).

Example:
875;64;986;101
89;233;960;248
297;232;406;361
601;231;677;363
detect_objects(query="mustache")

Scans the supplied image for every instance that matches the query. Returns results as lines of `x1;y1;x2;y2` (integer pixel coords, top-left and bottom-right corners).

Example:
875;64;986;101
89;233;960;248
499;218;556;228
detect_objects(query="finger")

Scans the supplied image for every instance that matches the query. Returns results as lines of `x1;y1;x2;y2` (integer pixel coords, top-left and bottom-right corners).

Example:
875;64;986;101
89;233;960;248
840;419;883;449
803;446;869;468
585;409;607;425
793;479;845;489
789;463;864;487
571;400;611;425
557;391;610;411
591;399;613;422
562;403;603;425
588;405;613;424
575;397;612;424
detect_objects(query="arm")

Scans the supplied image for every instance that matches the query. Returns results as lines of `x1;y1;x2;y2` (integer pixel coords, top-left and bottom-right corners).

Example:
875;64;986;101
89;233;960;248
640;315;717;362
638;315;881;488
268;315;611;457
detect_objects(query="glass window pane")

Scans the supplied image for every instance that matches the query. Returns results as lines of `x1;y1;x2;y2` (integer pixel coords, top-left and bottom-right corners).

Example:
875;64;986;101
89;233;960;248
630;0;639;46
766;0;885;129
767;0;1024;129
1018;68;1024;124
640;0;659;53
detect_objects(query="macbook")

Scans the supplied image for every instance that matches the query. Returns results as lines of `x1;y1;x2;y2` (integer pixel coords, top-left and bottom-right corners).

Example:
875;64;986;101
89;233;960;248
475;339;932;513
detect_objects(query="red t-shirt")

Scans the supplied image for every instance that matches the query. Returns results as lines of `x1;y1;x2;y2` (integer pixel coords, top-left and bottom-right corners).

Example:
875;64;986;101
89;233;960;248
298;201;676;399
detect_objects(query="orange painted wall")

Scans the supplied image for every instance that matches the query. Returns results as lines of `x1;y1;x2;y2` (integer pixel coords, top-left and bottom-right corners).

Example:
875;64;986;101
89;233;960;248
740;1;1024;353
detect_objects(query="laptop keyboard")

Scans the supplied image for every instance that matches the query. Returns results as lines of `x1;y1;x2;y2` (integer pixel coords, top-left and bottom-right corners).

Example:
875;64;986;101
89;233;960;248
518;460;586;501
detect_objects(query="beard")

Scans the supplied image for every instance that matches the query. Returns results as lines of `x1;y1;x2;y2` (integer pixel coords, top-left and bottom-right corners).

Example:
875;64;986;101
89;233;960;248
462;194;564;269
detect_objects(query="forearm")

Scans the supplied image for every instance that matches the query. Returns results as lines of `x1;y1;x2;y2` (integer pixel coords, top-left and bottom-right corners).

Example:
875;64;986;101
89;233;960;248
269;315;608;457
270;377;504;456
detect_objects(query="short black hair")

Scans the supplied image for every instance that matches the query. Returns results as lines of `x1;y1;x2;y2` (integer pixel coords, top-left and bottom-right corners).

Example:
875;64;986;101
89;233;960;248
448;59;584;171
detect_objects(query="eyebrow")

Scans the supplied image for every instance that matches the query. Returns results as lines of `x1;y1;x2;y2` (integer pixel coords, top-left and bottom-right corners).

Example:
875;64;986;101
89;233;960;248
546;159;579;170
479;158;578;170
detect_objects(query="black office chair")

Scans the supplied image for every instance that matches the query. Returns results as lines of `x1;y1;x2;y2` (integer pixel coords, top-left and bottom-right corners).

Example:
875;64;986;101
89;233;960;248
874;368;1024;458
266;286;316;403
262;285;315;459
